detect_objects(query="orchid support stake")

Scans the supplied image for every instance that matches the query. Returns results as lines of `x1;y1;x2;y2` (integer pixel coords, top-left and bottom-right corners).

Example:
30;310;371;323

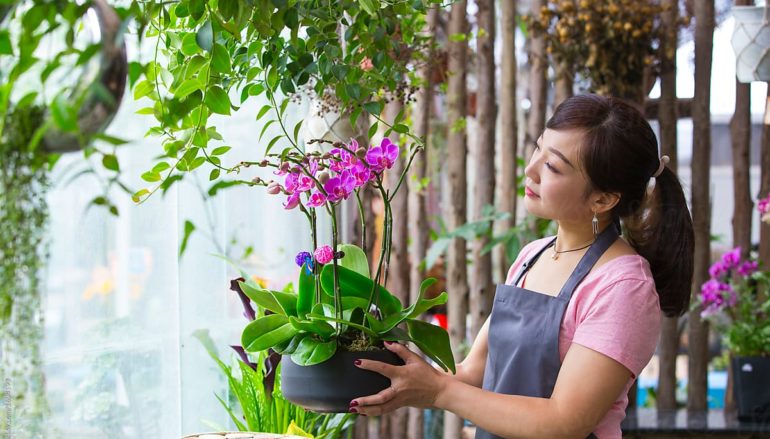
355;190;366;252
330;204;343;329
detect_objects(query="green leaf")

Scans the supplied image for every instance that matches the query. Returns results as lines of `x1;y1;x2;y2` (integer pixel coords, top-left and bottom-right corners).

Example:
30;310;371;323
289;316;336;339
209;169;220;180
239;281;284;314
94;134;129;146
174;79;202;99
365;120;379;139
211;43;232;74
0;30;12;55
51;94;77;132
102;154;120;172
132;189;150;203
393;124;409;134
297;263;315;317
290;337;337;366
265;134;282;155
338;244;370;278
407;319;455;373
256;104;271;121
181;33;200;56
359;0;379;16
205;85;231;115
133;79;154;100
141;171;161;182
241;314;298;352
363;101;383;116
196;20;214;52
292;120;302;143
212;146;231;155
179;220;196;257
273;333;307;355
319;264;402;316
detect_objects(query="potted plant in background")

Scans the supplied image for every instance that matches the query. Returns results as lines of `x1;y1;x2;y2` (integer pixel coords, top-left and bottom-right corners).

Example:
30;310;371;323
698;242;770;421
233;136;454;413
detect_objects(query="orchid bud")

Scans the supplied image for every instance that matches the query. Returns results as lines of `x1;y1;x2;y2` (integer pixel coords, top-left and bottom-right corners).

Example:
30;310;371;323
266;181;281;195
322;153;331;160
318;171;330;185
259;159;269;167
252;176;262;185
280;162;290;173
355;147;367;159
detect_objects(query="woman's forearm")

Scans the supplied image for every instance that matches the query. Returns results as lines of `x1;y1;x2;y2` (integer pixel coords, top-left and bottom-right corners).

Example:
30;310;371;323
434;376;591;439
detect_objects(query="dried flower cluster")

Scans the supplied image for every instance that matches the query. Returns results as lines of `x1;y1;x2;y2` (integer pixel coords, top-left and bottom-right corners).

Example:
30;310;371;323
527;0;687;100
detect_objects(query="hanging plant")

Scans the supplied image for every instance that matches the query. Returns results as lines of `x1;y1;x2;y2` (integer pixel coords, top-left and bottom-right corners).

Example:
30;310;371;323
0;104;50;435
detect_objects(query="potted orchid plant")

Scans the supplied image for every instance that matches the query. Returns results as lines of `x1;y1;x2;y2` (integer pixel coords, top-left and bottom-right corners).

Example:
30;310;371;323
233;136;455;413
698;243;770;421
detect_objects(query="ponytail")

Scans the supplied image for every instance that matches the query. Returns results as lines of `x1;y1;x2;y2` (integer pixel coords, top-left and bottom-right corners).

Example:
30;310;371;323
623;168;694;317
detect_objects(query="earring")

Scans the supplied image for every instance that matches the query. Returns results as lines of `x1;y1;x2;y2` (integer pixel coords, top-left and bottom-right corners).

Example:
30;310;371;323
592;211;599;238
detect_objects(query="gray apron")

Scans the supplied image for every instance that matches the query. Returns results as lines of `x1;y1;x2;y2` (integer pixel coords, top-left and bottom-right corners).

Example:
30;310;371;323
475;225;619;439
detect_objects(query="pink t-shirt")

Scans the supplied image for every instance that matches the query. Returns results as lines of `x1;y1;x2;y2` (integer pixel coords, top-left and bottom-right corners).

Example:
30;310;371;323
505;237;661;439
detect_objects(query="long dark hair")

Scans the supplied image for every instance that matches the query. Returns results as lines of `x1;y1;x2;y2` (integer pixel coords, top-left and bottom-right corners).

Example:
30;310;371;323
546;94;694;317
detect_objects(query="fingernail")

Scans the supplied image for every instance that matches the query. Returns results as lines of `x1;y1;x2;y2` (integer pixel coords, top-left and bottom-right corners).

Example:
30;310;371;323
350;400;359;407
349;407;358;413
384;341;394;345
354;359;362;366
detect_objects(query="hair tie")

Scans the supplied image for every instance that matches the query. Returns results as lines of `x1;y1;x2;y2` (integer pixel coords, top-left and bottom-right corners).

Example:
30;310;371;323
653;155;670;178
646;155;670;196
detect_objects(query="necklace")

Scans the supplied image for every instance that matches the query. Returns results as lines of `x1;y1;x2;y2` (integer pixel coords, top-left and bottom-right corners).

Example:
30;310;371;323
551;238;595;260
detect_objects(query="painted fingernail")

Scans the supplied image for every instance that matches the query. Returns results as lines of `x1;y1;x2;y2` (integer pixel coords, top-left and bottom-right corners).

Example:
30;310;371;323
349;407;358;413
384;341;394;345
350;400;359;407
353;359;362;366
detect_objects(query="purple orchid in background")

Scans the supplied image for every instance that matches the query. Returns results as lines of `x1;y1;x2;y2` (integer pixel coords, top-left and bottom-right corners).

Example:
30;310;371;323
351;161;371;188
721;247;741;269
307;191;327;208
737;260;758;277
283;191;300;210
284;172;299;193
700;279;735;318
295;161;318;193
324;169;356;203
366;137;399;173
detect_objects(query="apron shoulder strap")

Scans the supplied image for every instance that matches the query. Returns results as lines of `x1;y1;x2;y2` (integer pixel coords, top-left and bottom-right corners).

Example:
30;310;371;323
556;225;619;301
511;237;557;286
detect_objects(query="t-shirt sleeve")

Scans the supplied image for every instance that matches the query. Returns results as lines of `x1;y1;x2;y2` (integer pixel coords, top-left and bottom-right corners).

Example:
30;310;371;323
570;278;661;378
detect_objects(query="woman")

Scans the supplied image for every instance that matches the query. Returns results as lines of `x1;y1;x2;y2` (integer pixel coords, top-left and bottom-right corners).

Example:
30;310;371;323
349;94;694;439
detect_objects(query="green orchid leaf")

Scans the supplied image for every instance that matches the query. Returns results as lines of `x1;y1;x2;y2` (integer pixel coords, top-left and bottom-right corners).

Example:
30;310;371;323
241;314;298;352
238;281;283;314
366;278;442;335
273;333;306;355
297;263;314;317
380;326;411;342
341;296;370;311
289;316;335;339
406;318;456;374
290;337;337;366
320;264;402;316
308;313;377;337
238;281;297;316
338;243;370;278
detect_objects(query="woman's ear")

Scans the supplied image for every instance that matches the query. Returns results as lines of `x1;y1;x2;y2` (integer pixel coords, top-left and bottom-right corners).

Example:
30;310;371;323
592;191;620;215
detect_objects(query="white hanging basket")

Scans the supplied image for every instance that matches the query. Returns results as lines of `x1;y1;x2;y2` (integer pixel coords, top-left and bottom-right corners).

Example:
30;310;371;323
731;5;770;83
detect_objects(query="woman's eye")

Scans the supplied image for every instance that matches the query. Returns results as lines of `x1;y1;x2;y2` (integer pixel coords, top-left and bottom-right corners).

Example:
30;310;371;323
545;162;558;173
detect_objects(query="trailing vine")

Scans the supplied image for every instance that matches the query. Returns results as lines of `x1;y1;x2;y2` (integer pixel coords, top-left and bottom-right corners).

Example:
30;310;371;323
0;104;50;435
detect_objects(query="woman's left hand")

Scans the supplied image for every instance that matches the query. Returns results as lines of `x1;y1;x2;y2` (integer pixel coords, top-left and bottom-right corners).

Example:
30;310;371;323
350;341;447;416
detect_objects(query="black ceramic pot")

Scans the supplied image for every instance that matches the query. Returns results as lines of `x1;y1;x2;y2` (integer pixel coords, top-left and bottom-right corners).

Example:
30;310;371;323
732;356;770;421
280;349;405;413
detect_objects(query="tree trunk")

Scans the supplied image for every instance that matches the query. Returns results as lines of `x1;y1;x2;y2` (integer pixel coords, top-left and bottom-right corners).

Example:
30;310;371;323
527;0;547;160
406;6;438;439
759;88;770;267
496;0;517;283
656;0;680;411
470;0;496;339
444;1;469;438
731;33;753;260
383;98;409;439
687;0;714;412
554;64;573;108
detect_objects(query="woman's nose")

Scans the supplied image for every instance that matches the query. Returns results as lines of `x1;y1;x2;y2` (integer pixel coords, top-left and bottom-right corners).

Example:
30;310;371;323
524;157;539;183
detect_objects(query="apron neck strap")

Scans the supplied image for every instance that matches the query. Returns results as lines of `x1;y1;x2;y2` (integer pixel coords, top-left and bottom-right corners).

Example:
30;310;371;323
556;224;620;300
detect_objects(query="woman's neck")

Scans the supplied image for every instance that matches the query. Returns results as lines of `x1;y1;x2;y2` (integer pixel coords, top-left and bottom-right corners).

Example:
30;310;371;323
554;218;612;251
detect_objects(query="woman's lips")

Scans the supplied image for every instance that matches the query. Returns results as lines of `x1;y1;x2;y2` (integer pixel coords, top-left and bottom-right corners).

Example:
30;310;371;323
525;187;539;198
